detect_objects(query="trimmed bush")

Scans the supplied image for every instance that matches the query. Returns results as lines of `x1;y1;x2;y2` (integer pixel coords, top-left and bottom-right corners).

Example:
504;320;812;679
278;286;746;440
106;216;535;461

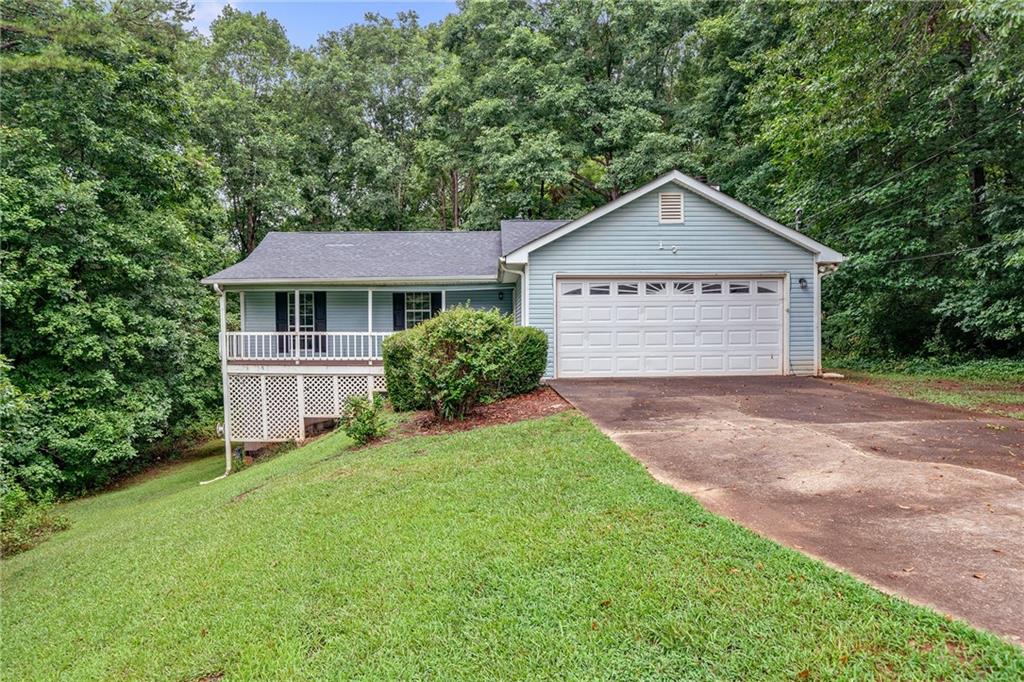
381;306;548;421
498;326;549;397
340;395;386;445
381;327;427;411
415;307;511;421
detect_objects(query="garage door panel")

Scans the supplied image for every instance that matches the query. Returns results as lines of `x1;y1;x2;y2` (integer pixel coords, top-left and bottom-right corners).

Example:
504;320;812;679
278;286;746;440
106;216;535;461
727;304;753;321
557;277;784;378
700;355;725;371
672;305;696;321
643;331;669;346
643;305;669;322
615;356;642;372
562;306;585;322
616;331;641;347
672;331;696;347
727;330;752;345
616;306;640;321
728;355;753;371
699;330;724;346
699;304;724;321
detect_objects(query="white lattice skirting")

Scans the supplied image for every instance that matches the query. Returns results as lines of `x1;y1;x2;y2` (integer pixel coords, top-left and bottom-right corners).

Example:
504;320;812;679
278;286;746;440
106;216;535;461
228;374;384;442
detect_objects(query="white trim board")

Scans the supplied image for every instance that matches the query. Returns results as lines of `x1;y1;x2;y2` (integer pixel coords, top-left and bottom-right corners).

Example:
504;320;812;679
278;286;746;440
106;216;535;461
504;170;844;265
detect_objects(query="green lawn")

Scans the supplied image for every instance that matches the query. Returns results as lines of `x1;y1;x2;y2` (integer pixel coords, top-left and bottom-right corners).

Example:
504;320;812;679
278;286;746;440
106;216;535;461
830;361;1024;420
3;414;1022;680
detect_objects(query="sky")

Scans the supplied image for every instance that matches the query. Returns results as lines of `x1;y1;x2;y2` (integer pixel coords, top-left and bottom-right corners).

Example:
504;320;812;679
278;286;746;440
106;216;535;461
189;1;459;47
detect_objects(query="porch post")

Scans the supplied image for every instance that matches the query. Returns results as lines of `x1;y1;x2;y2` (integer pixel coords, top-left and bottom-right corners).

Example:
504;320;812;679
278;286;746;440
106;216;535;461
367;289;373;364
293;289;300;360
441;289;446;311
205;284;232;482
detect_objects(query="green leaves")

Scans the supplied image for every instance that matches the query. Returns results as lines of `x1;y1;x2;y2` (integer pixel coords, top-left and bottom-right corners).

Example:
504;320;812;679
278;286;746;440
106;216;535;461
1;0;227;494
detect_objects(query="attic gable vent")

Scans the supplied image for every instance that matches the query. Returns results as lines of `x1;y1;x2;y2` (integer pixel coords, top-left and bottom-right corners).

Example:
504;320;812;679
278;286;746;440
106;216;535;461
659;192;684;223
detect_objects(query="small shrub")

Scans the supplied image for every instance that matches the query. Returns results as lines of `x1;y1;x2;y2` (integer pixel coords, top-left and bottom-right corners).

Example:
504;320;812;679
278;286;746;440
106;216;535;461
381;327;427;411
415;307;511;421
340;395;387;445
1;482;70;556
497;326;548;397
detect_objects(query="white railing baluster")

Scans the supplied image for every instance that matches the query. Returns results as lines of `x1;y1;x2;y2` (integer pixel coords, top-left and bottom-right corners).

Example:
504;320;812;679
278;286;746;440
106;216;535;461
224;331;392;362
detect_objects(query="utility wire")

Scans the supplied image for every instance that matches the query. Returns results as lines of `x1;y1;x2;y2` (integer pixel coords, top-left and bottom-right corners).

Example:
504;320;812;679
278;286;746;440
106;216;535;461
844;241;1014;268
802;107;1024;225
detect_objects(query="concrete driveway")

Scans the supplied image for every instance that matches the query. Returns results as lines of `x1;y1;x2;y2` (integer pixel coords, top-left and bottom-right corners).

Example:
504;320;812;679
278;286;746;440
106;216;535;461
549;376;1024;643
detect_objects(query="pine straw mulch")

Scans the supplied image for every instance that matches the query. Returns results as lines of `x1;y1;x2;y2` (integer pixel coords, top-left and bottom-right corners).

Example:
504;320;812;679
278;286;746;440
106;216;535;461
395;386;572;437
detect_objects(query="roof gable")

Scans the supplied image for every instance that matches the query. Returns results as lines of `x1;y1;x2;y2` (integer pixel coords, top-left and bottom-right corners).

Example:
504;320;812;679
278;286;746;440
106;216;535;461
503;171;844;264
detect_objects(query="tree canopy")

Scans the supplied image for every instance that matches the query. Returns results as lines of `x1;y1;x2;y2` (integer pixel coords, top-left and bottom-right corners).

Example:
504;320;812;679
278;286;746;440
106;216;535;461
2;0;1022;497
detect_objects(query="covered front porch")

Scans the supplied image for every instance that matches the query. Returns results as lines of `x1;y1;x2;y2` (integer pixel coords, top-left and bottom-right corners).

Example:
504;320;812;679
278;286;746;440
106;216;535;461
221;284;516;363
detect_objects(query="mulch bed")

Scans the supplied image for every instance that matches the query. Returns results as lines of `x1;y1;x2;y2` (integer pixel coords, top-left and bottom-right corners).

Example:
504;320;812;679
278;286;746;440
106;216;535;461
399;386;572;436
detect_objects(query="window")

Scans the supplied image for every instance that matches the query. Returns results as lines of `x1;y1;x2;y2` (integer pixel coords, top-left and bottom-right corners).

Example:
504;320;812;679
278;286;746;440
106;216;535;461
588;282;610;295
701;281;722;294
560;282;583;296
617;282;639;295
673;281;694;295
729;282;750;294
659;192;684;223
405;292;432;328
757;280;779;294
287;292;315;333
645;281;667;295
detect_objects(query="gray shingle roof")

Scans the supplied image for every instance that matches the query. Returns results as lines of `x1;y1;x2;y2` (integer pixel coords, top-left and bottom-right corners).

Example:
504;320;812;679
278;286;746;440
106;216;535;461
202;231;502;284
499;220;568;256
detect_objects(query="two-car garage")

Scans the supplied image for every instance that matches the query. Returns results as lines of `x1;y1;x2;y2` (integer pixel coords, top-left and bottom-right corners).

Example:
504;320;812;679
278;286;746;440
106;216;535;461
555;277;785;378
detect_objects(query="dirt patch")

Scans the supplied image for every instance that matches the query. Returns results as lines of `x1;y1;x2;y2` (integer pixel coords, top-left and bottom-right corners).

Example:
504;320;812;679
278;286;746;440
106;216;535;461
399;387;571;436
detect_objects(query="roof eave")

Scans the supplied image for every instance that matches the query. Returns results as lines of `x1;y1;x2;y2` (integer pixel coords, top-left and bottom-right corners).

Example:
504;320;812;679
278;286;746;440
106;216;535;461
201;274;500;287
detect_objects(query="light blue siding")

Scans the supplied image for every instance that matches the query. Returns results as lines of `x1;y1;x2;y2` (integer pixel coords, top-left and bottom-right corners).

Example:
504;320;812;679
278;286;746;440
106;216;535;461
446;288;513;316
372;293;393;332
526;186;817;377
242;291;276;331
512;279;522;325
326;291;369;331
239;285;515;333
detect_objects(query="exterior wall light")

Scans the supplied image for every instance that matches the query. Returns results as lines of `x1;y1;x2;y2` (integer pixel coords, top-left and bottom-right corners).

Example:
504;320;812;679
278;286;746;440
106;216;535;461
799;278;808;289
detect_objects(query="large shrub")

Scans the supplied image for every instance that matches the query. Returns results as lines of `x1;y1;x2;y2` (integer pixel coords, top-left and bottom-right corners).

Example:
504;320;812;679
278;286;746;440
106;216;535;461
381;327;427;411
497;326;549;397
382;307;548;421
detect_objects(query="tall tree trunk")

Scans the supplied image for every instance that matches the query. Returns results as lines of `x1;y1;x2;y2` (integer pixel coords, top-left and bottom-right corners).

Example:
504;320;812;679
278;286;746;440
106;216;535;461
246;204;257;254
451;169;460;230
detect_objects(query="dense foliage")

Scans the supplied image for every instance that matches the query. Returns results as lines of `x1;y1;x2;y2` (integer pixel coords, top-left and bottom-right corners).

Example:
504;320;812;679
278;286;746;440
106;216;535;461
1;0;227;495
2;0;1021;497
382;308;548;420
381;327;428;412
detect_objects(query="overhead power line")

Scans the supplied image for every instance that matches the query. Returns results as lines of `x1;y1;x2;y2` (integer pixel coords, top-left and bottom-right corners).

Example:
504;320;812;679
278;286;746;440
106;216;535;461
803;107;1024;226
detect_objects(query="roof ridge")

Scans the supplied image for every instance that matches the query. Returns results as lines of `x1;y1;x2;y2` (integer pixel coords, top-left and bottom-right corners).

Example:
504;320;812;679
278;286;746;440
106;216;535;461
267;229;500;235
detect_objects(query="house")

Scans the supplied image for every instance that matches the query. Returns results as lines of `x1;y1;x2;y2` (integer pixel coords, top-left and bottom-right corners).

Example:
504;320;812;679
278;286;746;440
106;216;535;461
202;170;843;457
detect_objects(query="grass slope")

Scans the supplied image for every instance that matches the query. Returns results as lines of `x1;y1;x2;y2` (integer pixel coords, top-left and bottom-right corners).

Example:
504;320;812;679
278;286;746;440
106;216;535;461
3;414;1022;680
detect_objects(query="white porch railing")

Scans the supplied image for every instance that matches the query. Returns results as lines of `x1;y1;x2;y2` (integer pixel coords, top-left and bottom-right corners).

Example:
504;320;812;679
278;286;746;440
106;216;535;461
224;332;393;361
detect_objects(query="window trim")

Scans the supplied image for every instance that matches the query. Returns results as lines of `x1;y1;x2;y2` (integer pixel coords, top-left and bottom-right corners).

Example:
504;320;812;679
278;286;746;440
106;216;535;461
405;292;432;328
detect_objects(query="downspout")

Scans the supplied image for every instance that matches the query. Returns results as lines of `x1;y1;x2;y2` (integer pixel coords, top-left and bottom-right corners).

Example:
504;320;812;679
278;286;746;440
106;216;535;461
201;283;233;484
498;257;524;325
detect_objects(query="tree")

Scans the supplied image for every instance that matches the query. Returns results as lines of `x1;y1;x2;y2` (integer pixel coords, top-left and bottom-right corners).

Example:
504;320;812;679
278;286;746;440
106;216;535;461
1;0;227;494
185;7;297;253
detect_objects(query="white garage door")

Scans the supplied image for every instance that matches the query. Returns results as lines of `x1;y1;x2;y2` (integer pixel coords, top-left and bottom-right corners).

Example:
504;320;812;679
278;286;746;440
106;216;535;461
556;277;784;377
